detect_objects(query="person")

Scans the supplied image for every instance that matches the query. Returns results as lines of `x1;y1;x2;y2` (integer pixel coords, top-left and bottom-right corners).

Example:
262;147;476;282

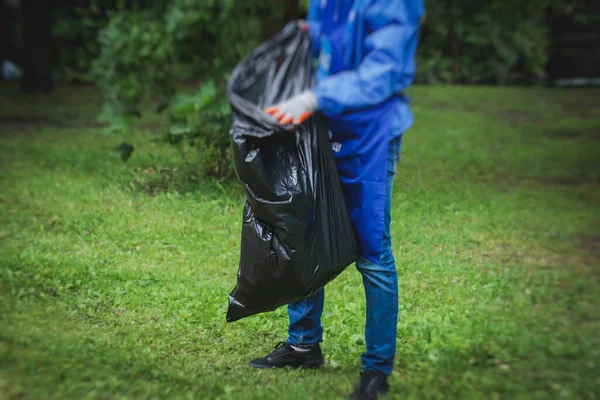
251;0;424;399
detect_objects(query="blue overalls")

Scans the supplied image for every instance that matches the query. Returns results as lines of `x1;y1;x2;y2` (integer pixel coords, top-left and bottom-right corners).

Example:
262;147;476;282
287;0;424;376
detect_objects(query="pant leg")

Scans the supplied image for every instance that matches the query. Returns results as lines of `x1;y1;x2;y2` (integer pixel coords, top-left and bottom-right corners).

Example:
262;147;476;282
286;289;325;347
356;136;402;376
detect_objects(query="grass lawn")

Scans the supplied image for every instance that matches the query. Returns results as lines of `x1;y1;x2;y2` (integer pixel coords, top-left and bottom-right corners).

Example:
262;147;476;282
1;82;599;399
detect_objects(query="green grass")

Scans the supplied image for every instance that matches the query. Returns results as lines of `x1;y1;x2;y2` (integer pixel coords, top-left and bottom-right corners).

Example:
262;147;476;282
1;82;599;399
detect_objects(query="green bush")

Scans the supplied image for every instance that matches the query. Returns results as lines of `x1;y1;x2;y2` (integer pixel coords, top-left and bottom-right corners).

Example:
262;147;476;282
165;0;263;77
52;3;103;83
91;1;268;177
51;0;154;83
93;0;264;118
417;0;550;84
165;81;233;178
92;10;175;116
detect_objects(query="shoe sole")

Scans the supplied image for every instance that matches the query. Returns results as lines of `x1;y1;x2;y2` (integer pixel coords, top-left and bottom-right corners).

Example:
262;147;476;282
248;358;325;369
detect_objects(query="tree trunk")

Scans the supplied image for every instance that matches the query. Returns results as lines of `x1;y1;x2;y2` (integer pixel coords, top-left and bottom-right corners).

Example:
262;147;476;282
0;2;11;62
447;0;457;83
21;0;54;92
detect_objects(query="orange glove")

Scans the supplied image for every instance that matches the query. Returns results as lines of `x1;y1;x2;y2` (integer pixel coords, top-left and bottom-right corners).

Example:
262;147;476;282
298;20;309;32
265;90;318;125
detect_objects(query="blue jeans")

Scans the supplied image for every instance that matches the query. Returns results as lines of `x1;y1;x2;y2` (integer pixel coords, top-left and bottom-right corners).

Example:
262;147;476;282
287;136;402;376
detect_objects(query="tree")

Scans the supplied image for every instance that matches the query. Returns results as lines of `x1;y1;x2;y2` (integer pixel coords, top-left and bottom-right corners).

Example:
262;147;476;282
21;0;54;92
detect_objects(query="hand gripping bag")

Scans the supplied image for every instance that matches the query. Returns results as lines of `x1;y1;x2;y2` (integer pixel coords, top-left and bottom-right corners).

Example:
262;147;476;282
226;23;358;322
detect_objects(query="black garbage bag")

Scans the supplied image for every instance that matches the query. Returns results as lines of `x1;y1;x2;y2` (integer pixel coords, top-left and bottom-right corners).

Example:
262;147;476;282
226;23;358;322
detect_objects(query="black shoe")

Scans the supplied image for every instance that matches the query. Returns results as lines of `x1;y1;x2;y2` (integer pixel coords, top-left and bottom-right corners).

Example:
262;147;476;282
349;370;390;400
248;342;324;369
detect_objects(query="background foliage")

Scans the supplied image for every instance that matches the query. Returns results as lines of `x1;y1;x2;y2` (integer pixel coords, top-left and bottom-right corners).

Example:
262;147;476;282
47;0;599;88
416;0;599;84
20;0;592;176
417;0;549;84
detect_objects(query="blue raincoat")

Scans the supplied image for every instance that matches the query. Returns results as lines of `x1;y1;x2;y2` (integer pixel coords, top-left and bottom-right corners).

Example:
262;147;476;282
307;0;424;264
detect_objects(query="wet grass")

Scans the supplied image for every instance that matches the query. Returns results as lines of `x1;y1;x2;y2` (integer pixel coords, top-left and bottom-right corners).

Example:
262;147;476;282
1;83;599;399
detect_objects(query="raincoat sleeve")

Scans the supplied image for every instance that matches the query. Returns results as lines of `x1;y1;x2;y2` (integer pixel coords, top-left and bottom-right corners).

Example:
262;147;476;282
312;0;424;116
306;0;322;59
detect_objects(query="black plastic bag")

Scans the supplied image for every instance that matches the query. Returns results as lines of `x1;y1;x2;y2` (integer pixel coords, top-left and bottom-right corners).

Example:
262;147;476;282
226;23;358;322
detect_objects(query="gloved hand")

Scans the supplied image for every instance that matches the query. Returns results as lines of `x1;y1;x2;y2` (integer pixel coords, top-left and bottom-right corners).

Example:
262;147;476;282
297;20;308;32
265;90;318;125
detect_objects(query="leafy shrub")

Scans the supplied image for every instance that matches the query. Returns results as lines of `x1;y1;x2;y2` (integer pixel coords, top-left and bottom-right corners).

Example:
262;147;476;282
417;0;550;84
52;0;156;83
165;81;233;178
52;1;118;83
91;1;268;177
93;0;264;118
92;9;175;116
165;0;263;77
